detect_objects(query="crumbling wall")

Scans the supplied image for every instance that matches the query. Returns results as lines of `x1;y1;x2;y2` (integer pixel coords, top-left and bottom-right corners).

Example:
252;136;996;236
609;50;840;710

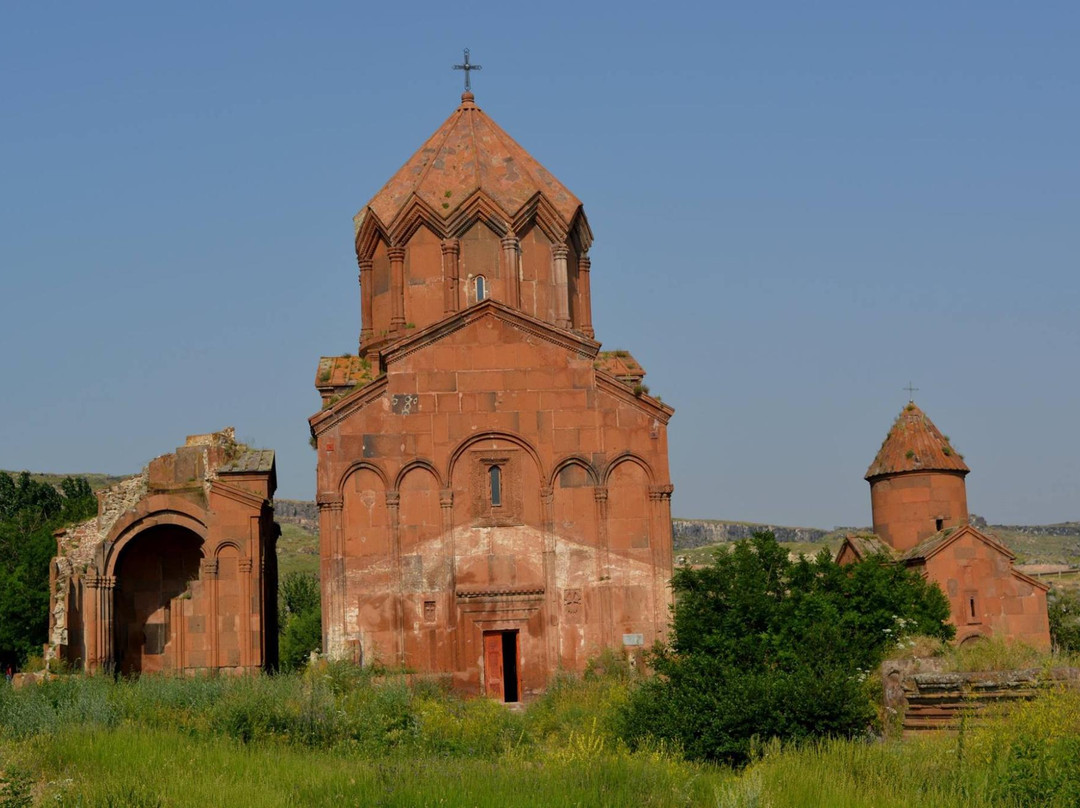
882;659;1080;737
49;473;149;658
48;428;245;663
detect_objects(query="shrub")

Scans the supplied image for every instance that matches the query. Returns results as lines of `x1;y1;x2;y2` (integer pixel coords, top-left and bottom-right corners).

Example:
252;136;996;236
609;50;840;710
620;531;954;764
1049;587;1080;653
278;572;322;671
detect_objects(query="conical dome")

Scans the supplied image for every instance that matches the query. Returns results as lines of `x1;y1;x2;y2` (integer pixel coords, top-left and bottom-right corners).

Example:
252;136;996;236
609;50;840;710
360;92;582;232
865;402;970;480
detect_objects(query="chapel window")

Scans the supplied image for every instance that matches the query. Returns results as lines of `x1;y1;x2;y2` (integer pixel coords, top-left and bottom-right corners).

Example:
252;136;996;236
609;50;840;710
489;465;502;507
935;518;944;531
475;275;487;302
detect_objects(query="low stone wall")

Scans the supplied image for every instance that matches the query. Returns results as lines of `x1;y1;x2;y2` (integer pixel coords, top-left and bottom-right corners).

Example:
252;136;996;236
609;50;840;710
882;660;1080;737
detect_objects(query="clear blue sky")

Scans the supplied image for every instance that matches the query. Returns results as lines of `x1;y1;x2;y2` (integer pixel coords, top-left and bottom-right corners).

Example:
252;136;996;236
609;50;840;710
2;2;1077;528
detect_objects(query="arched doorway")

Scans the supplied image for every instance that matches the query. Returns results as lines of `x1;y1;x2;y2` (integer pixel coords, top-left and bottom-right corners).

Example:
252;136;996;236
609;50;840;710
113;525;203;675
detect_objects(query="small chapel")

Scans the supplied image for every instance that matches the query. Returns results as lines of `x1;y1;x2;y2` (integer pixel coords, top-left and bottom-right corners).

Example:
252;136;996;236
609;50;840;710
308;89;675;700
837;402;1050;649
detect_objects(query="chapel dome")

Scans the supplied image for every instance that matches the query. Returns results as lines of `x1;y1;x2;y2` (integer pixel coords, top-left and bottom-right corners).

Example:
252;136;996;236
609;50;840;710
865;402;970;480
357;93;583;236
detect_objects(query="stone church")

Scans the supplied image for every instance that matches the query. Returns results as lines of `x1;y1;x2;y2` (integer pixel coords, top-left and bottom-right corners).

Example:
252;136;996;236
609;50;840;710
837;402;1050;649
308;91;675;700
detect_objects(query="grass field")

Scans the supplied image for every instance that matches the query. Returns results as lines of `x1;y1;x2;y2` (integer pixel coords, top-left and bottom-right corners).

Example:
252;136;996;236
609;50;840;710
2;667;1079;807
275;523;320;579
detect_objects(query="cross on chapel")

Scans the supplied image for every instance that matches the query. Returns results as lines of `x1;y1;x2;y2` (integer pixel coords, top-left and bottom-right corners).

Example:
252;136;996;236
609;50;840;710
904;381;919;402
453;48;482;93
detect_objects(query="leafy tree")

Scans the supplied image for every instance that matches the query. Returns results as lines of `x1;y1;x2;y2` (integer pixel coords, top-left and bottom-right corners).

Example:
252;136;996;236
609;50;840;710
0;472;97;669
620;531;953;764
278;572;322;671
1048;587;1080;653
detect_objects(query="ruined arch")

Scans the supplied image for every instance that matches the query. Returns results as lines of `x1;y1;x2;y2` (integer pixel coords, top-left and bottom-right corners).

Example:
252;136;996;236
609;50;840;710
104;501;208;580
112;523;204;675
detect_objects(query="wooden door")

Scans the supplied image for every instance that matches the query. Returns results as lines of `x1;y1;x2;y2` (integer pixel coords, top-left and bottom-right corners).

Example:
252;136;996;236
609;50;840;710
483;632;504;699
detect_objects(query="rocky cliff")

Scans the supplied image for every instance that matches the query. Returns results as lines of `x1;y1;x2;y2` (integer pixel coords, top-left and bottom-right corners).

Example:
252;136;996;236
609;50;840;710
671;519;831;550
274;500;835;550
275;499;319;532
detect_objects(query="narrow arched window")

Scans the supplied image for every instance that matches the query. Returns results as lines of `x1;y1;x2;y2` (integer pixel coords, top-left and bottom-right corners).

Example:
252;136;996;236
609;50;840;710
475;275;487;302
489;465;502;507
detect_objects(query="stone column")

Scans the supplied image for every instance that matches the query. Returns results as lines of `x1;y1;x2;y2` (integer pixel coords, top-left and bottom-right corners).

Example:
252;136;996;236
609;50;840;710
239;557;254;670
501;232;521;309
553;244;571;329
540;485;558;673
386;491;405;665
576;253;594;338
202;559;219;669
441;239;460;314
440;488;459;669
317;493;345;659
649;484;675;639
358;257;373;346
99;576;116;673
389;246;406;333
593;486;612;643
169;595;186;673
83;575;101;672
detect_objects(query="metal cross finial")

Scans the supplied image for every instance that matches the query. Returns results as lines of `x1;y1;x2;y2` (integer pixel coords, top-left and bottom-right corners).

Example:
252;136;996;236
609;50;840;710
904;381;919;402
452;48;482;93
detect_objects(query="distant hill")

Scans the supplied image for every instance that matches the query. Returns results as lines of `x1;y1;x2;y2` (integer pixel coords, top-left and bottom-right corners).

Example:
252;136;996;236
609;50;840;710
11;478;1078;572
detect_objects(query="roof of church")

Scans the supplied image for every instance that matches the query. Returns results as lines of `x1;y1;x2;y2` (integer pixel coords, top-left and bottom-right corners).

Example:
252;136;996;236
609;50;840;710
840;534;897;561
362;92;582;229
898;524;1013;563
865;402;969;480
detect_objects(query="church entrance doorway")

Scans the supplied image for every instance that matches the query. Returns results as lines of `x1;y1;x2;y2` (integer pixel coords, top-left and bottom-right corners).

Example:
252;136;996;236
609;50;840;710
483;629;519;702
113;525;202;675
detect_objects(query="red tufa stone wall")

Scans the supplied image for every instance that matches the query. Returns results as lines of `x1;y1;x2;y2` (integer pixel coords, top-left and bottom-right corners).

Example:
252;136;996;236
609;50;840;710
869;470;969;553
311;305;674;699
911;530;1051;650
49;430;280;674
314;93;673;700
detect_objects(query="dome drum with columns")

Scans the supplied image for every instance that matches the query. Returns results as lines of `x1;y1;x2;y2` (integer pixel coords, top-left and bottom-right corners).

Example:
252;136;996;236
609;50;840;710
353;92;595;360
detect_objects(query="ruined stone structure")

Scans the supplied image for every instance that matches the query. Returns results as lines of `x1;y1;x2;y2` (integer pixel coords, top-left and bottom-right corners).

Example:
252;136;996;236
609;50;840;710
48;429;279;673
309;91;675;700
838;403;1050;649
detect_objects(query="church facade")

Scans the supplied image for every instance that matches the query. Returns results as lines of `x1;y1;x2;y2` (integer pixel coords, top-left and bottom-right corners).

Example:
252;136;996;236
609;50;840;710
309;91;675;700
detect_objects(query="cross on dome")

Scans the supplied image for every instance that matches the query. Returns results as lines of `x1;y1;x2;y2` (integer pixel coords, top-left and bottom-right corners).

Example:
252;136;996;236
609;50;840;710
452;48;482;93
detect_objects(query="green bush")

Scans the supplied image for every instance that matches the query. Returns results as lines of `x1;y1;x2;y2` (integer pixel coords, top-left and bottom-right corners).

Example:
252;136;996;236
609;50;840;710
620;531;954;764
1049;587;1080;653
278;572;322;671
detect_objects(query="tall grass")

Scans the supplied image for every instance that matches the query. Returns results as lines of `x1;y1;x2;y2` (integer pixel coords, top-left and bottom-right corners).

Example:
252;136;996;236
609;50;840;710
2;669;1080;807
